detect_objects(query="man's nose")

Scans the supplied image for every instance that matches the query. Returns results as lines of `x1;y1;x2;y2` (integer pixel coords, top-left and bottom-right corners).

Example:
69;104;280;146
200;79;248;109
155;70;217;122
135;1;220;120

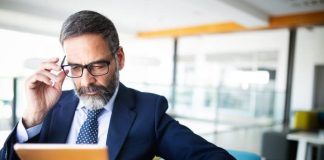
80;69;96;86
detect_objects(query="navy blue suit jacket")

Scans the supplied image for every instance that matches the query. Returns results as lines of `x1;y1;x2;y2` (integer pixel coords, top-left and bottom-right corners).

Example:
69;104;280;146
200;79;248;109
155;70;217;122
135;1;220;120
1;83;235;160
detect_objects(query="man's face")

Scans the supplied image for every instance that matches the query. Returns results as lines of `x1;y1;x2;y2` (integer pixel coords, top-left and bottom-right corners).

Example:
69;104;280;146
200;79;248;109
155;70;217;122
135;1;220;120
63;33;124;110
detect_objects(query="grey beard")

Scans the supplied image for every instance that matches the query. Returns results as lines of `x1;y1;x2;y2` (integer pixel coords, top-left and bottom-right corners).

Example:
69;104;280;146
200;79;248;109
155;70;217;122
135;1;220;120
74;72;119;110
79;94;109;110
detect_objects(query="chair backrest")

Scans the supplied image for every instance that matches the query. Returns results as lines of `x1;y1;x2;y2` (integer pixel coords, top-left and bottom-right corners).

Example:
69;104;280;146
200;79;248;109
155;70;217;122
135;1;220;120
294;111;318;130
227;150;261;160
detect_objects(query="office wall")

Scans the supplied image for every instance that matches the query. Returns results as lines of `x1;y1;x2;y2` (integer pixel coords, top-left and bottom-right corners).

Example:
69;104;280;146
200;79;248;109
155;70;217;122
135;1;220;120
291;26;324;111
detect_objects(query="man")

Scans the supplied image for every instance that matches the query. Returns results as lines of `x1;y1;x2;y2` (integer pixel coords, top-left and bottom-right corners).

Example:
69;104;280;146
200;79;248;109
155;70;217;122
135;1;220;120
0;10;235;160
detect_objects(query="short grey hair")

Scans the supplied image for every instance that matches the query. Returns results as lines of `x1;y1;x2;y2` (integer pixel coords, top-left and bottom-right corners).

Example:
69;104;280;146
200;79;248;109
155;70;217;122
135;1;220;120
59;10;119;55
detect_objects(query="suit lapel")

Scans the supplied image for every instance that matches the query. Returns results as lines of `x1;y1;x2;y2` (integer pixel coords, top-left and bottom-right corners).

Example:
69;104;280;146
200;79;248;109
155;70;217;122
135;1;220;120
47;91;79;143
107;83;136;160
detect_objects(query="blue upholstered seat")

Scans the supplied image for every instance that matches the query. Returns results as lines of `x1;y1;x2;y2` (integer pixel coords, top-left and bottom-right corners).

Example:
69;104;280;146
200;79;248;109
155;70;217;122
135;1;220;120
227;150;261;160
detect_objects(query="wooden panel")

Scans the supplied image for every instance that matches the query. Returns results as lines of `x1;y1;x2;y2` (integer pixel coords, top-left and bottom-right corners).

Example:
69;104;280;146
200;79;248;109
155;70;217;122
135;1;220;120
138;11;324;38
270;11;324;28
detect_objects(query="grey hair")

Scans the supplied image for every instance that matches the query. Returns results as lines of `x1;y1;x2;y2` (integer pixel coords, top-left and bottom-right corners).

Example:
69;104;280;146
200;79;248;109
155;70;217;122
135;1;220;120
59;10;119;55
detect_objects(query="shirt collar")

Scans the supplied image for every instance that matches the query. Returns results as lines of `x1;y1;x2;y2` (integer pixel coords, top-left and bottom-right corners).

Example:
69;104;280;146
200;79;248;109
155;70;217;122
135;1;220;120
77;83;119;112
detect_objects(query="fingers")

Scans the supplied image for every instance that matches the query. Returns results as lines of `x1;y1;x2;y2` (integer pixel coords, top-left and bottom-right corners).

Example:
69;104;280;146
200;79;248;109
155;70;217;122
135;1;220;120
27;57;66;88
29;70;62;87
40;57;62;71
27;72;52;88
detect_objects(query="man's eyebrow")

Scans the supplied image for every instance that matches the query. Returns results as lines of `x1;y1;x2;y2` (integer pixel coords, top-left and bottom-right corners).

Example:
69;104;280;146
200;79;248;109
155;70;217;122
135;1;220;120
66;62;81;65
67;58;110;65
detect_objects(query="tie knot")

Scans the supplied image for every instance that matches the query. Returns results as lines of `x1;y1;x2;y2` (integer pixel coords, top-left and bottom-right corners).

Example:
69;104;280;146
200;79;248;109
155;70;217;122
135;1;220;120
87;108;104;119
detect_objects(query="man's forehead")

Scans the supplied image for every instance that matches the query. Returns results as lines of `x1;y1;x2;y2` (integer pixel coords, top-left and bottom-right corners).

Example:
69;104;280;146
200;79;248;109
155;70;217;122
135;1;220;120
63;34;110;51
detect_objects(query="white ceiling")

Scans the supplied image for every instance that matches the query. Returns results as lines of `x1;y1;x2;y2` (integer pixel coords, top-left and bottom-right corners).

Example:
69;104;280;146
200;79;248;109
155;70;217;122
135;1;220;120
0;0;323;36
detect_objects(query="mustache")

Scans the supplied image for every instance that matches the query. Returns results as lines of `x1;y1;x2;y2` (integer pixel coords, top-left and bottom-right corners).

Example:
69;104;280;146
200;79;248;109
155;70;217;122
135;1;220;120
77;84;110;95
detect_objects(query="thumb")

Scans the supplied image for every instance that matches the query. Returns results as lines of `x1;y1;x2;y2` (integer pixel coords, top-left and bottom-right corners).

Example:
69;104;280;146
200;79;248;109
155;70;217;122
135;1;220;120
54;70;67;89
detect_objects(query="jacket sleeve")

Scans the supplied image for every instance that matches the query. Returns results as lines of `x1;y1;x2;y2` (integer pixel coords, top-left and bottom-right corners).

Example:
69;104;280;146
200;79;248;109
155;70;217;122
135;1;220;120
0;125;21;160
155;96;236;160
0;125;41;160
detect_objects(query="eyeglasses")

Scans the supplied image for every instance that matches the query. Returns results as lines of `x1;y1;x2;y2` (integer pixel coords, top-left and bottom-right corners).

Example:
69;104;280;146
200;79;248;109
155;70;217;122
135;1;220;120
60;56;111;78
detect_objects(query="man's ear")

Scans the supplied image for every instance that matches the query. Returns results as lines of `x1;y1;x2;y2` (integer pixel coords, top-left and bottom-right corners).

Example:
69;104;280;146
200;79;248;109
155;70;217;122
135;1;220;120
116;47;125;70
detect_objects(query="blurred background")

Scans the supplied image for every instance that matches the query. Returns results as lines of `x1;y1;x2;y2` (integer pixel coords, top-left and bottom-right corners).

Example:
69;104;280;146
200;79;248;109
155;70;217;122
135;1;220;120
0;0;324;159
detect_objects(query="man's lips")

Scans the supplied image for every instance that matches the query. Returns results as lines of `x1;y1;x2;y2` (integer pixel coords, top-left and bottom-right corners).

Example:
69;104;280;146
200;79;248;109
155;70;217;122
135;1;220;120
84;91;98;95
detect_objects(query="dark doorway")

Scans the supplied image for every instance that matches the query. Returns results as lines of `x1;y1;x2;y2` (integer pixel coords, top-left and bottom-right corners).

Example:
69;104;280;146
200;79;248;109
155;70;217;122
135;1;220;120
313;65;324;108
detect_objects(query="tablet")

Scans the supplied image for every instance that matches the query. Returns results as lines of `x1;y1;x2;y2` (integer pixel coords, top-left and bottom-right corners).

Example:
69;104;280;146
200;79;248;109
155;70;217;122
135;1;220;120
14;144;109;160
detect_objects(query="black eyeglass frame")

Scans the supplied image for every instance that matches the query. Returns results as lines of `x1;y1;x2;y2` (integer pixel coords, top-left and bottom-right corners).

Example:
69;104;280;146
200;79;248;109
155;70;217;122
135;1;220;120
60;55;111;78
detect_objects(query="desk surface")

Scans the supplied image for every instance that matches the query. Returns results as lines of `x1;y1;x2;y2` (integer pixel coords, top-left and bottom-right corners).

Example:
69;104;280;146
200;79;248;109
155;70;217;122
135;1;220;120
287;131;324;160
287;132;324;145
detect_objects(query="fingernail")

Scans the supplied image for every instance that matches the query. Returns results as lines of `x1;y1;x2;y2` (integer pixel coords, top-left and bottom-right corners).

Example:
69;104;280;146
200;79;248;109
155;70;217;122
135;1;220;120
51;80;56;87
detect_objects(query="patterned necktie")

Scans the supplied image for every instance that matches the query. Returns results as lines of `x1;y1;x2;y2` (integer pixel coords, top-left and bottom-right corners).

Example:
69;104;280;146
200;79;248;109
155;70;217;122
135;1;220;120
76;108;104;144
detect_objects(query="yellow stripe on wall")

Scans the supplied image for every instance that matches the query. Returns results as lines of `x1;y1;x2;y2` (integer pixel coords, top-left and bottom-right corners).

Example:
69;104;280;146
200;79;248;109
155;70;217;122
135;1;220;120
138;22;246;38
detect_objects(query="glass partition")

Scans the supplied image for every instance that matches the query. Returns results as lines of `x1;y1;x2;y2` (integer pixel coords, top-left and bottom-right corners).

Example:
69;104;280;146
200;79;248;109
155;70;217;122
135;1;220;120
0;78;13;130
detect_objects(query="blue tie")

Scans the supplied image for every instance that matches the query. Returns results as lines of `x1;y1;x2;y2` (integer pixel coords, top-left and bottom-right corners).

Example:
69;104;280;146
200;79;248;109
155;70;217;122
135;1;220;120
76;108;104;144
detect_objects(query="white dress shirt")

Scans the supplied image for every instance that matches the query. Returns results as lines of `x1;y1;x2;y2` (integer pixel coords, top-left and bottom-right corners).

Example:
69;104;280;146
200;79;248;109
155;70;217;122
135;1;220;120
16;85;119;145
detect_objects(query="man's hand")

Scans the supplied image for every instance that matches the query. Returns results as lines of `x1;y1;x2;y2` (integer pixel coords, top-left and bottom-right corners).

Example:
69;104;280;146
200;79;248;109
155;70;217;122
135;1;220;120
22;57;67;128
